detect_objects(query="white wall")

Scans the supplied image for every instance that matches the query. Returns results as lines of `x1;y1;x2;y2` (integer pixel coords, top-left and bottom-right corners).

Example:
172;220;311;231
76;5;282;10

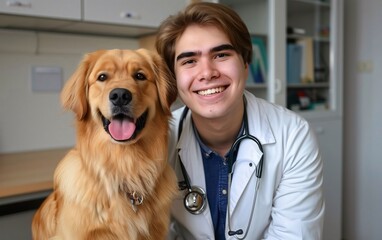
0;30;139;153
343;0;382;239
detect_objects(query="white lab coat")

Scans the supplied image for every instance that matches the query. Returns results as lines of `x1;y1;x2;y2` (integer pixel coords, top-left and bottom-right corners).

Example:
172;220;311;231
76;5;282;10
167;91;324;240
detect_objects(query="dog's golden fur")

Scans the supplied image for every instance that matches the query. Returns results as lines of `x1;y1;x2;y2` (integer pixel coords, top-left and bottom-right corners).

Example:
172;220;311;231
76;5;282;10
32;49;178;240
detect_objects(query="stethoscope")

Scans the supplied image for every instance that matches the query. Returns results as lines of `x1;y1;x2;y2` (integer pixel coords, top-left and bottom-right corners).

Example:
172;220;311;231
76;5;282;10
177;99;264;239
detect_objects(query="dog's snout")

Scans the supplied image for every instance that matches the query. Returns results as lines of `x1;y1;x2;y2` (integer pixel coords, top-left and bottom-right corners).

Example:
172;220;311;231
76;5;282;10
109;88;132;106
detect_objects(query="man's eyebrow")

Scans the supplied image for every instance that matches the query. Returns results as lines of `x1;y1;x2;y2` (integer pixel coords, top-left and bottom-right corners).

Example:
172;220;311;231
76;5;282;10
176;51;199;62
210;44;235;53
175;44;235;62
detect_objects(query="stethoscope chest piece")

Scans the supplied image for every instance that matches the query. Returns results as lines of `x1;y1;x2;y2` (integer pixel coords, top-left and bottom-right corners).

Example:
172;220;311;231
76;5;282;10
183;185;207;215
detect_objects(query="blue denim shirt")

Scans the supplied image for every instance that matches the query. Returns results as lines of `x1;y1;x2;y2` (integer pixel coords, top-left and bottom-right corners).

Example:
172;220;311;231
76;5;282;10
193;124;244;240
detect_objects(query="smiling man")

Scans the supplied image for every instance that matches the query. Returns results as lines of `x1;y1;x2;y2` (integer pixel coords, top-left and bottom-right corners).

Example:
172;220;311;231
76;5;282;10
156;2;325;240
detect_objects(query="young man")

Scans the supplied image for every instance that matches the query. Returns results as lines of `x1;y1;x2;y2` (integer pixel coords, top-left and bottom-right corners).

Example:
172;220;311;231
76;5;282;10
156;2;324;239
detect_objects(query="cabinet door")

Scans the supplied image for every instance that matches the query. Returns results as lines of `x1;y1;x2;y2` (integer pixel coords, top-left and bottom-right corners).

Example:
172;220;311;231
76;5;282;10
0;0;81;20
286;0;343;118
83;0;187;28
309;118;342;240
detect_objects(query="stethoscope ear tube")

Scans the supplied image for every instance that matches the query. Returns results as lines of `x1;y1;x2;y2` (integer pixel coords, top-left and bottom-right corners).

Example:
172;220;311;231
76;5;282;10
177;107;208;215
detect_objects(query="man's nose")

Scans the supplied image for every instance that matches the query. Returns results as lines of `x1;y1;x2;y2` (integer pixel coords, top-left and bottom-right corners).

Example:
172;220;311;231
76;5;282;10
198;58;219;81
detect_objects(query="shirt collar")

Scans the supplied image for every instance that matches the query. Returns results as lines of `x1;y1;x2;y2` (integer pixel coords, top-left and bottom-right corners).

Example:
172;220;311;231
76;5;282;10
192;119;245;158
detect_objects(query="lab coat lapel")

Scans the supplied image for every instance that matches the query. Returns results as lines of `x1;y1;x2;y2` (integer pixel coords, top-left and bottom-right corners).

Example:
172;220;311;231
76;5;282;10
177;112;207;202
229;140;263;214
229;92;275;215
175;112;214;237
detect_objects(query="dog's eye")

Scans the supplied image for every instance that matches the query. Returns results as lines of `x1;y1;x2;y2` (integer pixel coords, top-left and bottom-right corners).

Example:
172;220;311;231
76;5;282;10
97;73;108;81
134;72;147;81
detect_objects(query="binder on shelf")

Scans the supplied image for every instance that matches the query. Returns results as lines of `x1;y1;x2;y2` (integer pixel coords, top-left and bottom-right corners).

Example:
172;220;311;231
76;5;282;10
297;37;314;83
287;43;302;84
313;41;329;82
247;36;267;84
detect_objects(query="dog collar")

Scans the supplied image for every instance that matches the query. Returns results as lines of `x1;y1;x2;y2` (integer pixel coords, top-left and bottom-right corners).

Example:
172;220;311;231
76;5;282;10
128;191;144;213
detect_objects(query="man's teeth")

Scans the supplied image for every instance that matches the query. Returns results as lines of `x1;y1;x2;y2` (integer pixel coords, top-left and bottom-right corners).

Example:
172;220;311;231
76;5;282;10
197;87;225;96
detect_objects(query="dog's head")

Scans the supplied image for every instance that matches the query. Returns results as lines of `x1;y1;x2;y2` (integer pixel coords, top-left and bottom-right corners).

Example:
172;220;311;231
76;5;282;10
61;49;177;143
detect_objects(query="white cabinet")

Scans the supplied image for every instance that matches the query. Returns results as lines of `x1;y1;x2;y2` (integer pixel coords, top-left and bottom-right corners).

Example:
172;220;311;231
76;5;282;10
83;0;187;28
309;117;342;240
0;0;188;37
221;0;343;239
0;0;81;20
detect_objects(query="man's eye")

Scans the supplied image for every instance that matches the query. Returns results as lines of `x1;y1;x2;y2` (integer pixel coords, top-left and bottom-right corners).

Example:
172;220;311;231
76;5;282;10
215;53;229;59
182;59;196;65
97;73;108;81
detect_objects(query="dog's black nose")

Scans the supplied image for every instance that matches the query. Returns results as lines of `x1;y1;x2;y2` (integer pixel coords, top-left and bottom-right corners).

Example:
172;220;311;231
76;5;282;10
109;88;132;106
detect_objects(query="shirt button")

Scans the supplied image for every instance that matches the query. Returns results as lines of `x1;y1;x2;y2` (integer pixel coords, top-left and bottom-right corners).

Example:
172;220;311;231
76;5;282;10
222;189;227;195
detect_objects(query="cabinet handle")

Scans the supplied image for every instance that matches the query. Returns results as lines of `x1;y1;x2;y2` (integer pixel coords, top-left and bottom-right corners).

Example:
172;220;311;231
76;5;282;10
120;11;140;20
275;78;282;94
6;0;31;7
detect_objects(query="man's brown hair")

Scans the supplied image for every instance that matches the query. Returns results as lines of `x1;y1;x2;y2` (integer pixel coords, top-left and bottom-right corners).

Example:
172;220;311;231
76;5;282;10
155;2;252;78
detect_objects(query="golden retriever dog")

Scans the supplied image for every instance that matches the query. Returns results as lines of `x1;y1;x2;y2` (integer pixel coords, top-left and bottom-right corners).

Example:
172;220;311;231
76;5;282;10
32;49;178;240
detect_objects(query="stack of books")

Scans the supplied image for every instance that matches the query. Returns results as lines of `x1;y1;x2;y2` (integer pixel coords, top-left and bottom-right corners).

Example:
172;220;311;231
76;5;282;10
287;36;314;84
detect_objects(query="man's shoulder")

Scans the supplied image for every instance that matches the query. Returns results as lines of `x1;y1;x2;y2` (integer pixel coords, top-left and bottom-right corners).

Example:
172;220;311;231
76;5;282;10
246;92;309;127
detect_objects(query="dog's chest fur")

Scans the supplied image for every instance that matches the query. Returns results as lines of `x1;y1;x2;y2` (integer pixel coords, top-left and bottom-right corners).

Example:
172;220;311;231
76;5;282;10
53;150;166;238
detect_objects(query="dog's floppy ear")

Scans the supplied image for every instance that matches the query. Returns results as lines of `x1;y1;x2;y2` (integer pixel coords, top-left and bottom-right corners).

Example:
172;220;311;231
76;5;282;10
139;49;177;115
60;53;94;120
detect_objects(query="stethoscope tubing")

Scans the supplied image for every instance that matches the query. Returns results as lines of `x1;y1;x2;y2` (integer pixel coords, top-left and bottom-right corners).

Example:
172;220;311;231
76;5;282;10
227;107;264;178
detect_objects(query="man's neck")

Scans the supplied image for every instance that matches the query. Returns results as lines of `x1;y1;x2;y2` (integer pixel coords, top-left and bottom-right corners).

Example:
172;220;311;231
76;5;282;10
191;105;244;157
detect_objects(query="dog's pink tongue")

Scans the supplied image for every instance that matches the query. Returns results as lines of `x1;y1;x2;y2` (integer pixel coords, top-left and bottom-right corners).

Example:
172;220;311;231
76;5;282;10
108;119;136;141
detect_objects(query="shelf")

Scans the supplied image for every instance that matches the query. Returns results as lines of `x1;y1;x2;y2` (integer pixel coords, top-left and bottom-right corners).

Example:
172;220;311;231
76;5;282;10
287;34;330;42
287;82;329;88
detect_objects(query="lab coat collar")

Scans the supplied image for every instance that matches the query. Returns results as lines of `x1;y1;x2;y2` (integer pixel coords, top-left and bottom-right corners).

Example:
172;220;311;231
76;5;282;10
243;90;276;146
176;92;276;149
